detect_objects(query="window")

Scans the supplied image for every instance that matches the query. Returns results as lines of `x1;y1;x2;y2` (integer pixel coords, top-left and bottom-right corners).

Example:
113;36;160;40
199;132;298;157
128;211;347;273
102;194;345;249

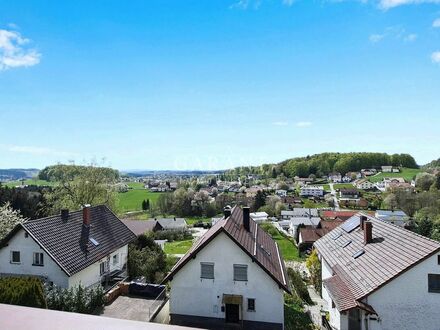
247;298;255;312
113;254;119;266
10;251;20;264
428;274;440;293
438;255;440;265
33;252;44;266
200;262;214;279
100;261;109;275
233;264;248;281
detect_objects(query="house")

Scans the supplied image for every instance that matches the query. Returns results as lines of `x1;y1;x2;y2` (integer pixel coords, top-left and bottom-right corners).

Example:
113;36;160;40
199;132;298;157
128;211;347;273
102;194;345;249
354;179;375;190
298;220;342;251
381;165;400;173
374;210;409;227
275;189;287;197
329;172;342;183
361;169;377;177
321;210;359;222
299;185;324;197
250;211;269;223
339;188;360;199
163;206;291;330
281;208;319;220
155;218;187;231
315;213;440;330
122;219;159;236
0;205;136;288
294;177;314;186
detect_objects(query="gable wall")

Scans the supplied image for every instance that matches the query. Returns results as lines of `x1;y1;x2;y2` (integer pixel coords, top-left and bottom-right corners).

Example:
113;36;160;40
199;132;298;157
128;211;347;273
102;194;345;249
169;231;284;325
0;228;68;287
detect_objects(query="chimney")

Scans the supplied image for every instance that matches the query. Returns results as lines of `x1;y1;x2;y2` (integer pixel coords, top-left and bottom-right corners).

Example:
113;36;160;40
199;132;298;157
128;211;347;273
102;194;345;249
82;204;91;226
61;209;69;221
364;221;373;244
243;207;250;232
224;206;231;219
360;215;367;230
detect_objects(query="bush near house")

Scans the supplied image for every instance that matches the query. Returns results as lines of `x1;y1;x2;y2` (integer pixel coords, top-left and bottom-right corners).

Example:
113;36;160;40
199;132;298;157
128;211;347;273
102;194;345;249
284;293;314;330
287;268;313;305
0;277;47;308
45;284;105;314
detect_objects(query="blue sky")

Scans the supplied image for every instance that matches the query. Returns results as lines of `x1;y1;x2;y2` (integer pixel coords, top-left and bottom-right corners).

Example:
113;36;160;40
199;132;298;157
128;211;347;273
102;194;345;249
1;0;440;170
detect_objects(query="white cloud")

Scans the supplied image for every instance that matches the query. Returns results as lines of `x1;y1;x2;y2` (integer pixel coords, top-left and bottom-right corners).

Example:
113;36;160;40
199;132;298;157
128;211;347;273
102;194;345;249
404;33;418;42
282;0;296;6
272;121;289;126
0;28;41;71
379;0;440;9
433;18;440;28
431;51;440;63
369;34;385;43
296;121;312;127
230;0;262;9
5;145;77;157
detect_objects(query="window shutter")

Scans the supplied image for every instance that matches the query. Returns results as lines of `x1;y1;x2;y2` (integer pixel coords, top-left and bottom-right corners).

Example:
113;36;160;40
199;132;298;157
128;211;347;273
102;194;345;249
234;264;248;281
201;263;214;279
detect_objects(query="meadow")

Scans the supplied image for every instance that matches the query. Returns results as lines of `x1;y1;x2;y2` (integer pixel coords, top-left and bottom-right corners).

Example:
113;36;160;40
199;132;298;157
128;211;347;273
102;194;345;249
2;179;55;188
116;188;164;213
368;168;421;183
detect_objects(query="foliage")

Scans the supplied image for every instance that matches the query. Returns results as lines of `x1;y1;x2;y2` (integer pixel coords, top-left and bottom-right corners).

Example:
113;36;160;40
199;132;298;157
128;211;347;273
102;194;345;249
128;233;167;283
44;164;119;212
259;223;302;261
0;202;26;240
284;293;314;330
306;249;322;295
253;190;266;211
0;186;50;219
153;229;192;242
142;199;150;210
287;268;313;304
415;172;436;191
0;277;47;308
45;284;104;314
164;239;194;255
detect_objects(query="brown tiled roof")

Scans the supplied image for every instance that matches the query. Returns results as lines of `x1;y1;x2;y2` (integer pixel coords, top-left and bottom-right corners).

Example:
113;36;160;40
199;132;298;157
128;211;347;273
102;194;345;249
2;205;136;276
321;211;358;219
299;228;329;243
122;219;158;236
315;213;440;312
318;220;343;231
162;206;290;293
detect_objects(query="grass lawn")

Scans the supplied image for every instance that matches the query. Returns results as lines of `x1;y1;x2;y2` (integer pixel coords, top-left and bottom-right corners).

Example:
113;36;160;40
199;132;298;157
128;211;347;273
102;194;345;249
2;179;55;188
126;182;145;189
185;216;222;225
368;167;421;183
164;239;194;255
116;190;164;213
333;183;355;190
284;294;314;330
260;223;302;261
322;184;330;191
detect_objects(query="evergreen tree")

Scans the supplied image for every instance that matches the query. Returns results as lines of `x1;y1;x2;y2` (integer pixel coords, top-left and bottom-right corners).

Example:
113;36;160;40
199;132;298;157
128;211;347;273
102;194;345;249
146;199;150;210
141;199;147;211
418;217;433;238
254;190;266;211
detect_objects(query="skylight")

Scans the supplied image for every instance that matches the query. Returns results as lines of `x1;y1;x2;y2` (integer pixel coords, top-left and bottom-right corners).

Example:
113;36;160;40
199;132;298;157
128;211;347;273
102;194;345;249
353;249;365;259
342;240;352;248
332;232;342;240
89;237;99;246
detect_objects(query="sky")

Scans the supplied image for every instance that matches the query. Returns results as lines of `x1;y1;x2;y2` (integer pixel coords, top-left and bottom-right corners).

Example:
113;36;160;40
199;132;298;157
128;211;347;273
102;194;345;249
1;0;440;171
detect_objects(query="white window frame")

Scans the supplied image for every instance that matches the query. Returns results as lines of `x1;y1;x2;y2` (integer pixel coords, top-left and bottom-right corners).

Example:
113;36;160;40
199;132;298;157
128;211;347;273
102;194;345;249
113;254;119;266
200;262;215;279
233;264;248;281
33;252;44;266
10;251;20;264
100;261;109;275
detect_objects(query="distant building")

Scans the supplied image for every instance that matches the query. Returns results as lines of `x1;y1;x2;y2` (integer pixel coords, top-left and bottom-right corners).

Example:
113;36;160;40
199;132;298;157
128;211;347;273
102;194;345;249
339;188;360;199
250;212;269;223
299;185;324;197
154;218;187;231
354;179;375;190
275;189;287;197
281;208;319;220
328;172;342;183
374;210;409;227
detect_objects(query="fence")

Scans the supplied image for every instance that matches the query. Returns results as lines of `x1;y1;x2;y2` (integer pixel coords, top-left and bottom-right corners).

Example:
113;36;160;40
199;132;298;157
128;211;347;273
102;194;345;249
147;288;167;321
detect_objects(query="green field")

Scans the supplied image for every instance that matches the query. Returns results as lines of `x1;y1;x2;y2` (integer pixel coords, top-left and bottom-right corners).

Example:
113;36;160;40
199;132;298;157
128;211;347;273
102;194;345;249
164;239;194;255
333;183;355;190
2;179;55;188
127;182;145;189
368;168;421;183
116;189;164;213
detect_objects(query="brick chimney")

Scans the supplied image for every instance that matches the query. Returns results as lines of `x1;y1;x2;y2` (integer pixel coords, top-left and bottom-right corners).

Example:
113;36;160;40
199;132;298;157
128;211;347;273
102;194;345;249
82;204;91;226
360;215;368;230
364;221;373;244
243;207;250;232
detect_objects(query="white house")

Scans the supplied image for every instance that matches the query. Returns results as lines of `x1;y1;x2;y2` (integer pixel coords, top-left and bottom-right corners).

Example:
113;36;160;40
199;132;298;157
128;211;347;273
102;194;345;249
315;213;440;330
0;205;136;288
163;206;290;330
281;208;319;220
300;185;324;197
329;172;343;183
275;189;287;197
354;179;375;190
250;211;269;223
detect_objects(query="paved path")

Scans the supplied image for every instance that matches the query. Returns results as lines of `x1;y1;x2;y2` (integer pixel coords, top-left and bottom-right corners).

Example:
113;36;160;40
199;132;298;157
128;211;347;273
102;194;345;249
304;286;327;328
102;295;156;322
329;183;340;210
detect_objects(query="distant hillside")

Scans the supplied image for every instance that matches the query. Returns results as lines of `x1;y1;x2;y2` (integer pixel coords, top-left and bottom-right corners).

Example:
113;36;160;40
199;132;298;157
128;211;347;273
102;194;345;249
0;168;40;181
123;169;225;177
225;152;418;179
422;158;440;170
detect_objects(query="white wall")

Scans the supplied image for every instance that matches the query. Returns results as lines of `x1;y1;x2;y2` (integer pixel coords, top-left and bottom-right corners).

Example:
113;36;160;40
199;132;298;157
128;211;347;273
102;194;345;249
169;232;284;325
69;245;128;288
0;228;69;287
366;252;440;330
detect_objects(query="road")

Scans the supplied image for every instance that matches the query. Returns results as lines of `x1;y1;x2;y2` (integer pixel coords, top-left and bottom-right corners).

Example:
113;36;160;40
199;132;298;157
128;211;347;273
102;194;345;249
329;183;340;210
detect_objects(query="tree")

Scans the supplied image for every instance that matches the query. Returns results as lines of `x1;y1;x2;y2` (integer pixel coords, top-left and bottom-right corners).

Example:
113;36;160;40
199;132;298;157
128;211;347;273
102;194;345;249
146;199;150;210
157;193;173;215
417;217;433;238
45;164;119;212
253;190;266;211
415;173;436;192
306;249;321;295
383;193;398;211
0;202;25;240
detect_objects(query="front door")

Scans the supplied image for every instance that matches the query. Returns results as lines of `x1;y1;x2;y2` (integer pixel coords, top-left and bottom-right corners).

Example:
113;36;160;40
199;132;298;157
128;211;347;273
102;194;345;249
225;304;240;323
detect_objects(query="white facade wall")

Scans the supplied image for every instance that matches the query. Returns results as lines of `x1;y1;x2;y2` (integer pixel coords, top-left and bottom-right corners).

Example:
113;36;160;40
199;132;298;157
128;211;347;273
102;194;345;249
0;228;68;287
68;245;128;288
0;228;129;289
169;232;284;326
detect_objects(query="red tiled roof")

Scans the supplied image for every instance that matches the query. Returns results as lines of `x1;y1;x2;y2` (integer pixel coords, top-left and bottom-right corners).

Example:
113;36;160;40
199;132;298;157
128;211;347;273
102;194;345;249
321;211;358;219
315;213;440;312
162;206;290;293
299;228;329;243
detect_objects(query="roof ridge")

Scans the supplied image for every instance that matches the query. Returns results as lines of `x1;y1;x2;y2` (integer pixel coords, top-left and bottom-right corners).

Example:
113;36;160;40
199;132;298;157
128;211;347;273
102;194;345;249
23;204;106;223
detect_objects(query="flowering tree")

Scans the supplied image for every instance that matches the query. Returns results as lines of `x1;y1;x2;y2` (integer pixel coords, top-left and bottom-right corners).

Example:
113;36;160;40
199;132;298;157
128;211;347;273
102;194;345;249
0;202;25;240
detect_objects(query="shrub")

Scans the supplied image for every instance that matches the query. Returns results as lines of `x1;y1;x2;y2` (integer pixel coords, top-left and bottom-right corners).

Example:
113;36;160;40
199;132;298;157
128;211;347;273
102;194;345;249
153;229;192;242
287;268;313;305
0;277;47;308
45;284;104;314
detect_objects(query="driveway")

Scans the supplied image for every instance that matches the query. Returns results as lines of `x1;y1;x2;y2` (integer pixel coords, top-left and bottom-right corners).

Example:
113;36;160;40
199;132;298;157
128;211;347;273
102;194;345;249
329;183;340;210
101;295;159;322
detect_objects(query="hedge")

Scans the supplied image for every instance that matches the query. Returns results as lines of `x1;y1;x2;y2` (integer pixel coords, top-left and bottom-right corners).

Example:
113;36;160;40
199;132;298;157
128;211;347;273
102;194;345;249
0;277;47;308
